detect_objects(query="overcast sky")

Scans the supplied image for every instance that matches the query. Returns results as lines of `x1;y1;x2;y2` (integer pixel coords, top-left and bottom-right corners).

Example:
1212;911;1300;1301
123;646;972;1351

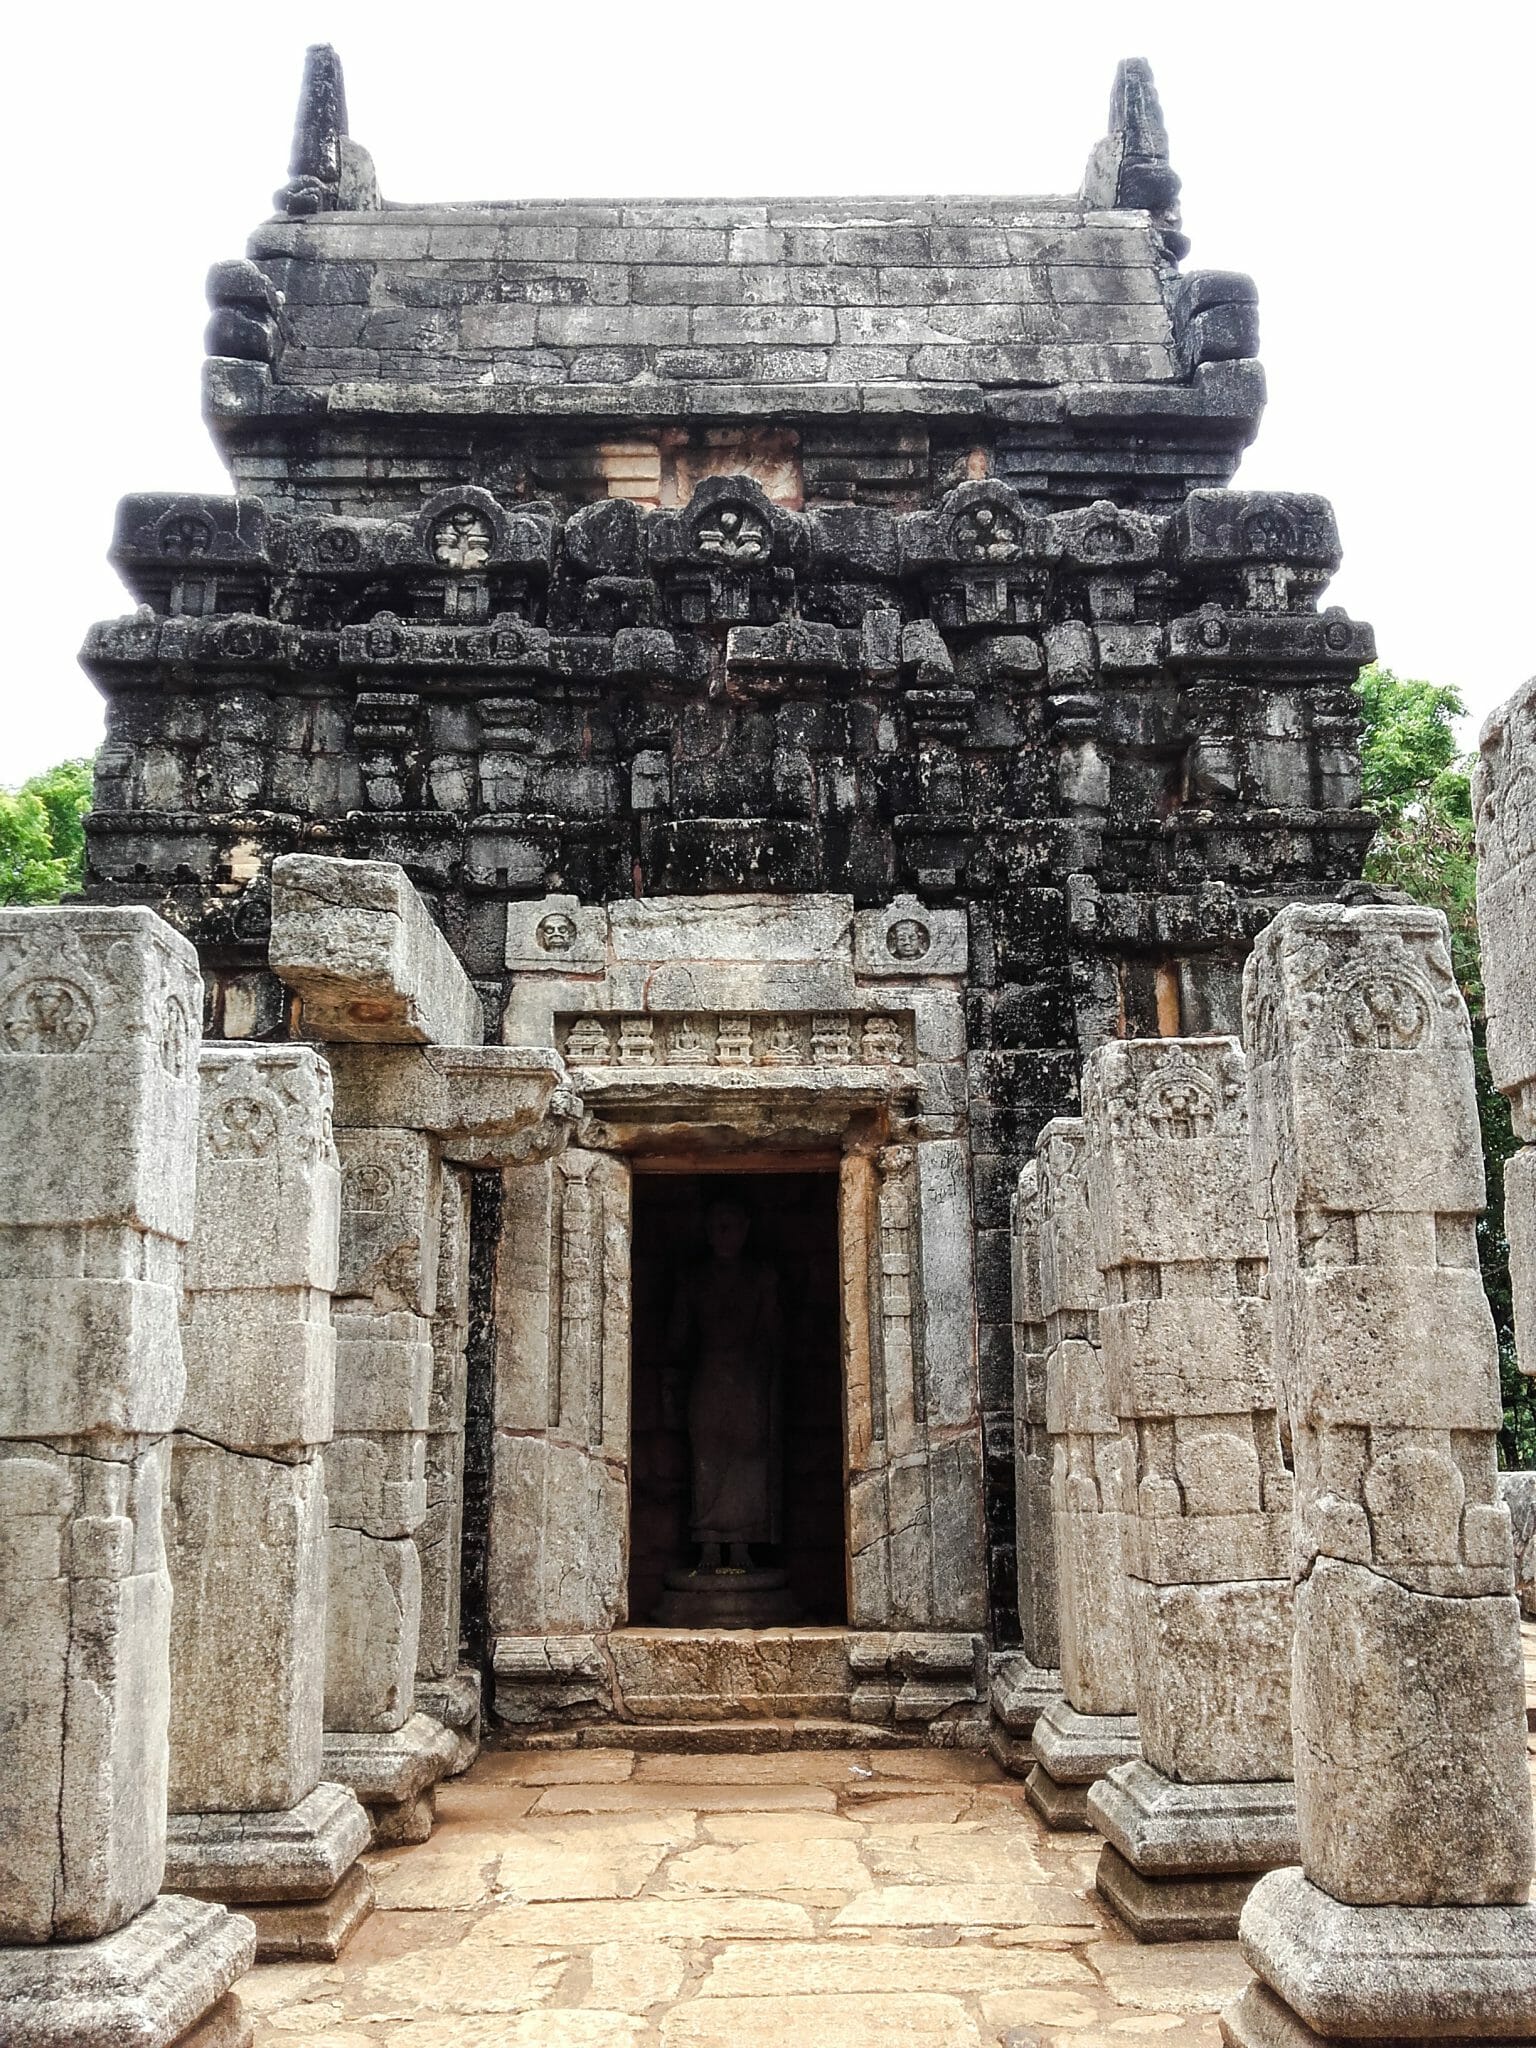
3;2;1531;784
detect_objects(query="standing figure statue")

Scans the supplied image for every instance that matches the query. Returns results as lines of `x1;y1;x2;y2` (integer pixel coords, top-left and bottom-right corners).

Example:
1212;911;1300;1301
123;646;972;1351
656;1195;798;1623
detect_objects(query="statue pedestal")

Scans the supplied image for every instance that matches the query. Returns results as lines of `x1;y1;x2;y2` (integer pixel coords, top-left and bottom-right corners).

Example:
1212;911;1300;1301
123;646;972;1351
654;1566;800;1628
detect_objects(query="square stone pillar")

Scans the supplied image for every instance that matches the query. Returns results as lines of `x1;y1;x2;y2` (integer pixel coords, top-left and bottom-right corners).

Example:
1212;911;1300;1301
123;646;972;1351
1222;904;1536;2048
1475;675;1536;1378
164;1046;372;1961
414;1165;482;1772
269;856;562;1843
1081;1037;1297;1942
990;1160;1063;1771
0;908;254;2047
1024;1117;1139;1830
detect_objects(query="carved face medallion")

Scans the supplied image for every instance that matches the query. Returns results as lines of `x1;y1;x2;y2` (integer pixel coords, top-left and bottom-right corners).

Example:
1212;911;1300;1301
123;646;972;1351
1;978;94;1054
886;918;931;962
535;913;578;954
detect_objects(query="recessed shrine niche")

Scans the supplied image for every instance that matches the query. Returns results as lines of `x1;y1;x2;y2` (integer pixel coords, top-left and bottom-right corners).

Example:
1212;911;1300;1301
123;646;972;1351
628;1169;845;1629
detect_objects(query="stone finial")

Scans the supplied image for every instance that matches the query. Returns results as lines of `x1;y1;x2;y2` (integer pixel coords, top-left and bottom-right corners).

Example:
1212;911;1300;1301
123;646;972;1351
276;44;379;218
1081;58;1186;255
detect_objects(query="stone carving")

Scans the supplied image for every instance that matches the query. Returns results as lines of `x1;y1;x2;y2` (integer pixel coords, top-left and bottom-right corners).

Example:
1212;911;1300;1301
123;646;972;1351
694;499;769;563
886;917;931;961
1025;1117;1140;1830
1221;905;1536;2048
1082;1037;1295;1942
565;1016;613;1065
430;507;493;571
535;912;578;954
562;1012;914;1071
954;498;1026;564
0;907;254;2038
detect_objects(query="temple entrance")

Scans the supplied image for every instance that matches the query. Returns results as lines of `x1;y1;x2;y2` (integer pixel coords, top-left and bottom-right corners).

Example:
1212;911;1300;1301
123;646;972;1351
627;1168;846;1627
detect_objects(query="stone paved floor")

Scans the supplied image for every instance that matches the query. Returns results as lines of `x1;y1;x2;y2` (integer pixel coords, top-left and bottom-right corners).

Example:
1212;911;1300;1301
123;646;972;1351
243;1745;1252;2048
245;1629;1536;2048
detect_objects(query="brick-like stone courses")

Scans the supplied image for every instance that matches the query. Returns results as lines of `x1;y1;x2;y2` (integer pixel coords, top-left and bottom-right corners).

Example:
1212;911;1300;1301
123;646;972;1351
80;49;1375;1649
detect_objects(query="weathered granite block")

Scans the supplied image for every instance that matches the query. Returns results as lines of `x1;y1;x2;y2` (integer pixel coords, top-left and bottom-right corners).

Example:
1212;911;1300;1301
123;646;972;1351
270;854;484;1046
0;1893;255;2048
167;1445;327;1814
324;1527;421;1733
0;1438;173;1942
1225;904;1536;2042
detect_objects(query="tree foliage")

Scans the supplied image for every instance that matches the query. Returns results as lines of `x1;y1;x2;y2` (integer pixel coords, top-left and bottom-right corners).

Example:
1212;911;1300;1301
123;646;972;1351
1354;665;1531;1465
0;758;94;906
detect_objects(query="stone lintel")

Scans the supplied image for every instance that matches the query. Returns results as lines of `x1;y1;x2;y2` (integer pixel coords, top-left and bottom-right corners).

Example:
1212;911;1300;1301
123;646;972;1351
163;1781;372;1902
0;1894;255;2048
1087;1759;1299;1875
321;1714;459;1812
321;1042;569;1136
270;854;485;1047
1097;1841;1257;1943
1237;1869;1536;2042
1030;1696;1140;1783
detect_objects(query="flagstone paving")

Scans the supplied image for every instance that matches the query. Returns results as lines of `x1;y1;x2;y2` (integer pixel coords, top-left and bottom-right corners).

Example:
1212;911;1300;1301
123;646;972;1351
242;1624;1536;2047
242;1745;1251;2047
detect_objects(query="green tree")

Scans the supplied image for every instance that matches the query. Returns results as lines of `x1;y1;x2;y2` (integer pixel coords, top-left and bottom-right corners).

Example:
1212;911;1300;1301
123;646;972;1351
1354;665;1531;1465
0;758;94;907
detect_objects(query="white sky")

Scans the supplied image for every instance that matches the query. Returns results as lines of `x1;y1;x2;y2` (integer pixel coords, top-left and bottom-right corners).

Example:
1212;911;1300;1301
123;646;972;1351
3;1;1532;785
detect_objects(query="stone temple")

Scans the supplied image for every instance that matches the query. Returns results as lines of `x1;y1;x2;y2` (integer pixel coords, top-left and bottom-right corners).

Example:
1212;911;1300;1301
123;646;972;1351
3;43;1533;2048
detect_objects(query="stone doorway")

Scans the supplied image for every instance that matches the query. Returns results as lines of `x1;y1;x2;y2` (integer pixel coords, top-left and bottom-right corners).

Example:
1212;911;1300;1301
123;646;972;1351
627;1168;846;1628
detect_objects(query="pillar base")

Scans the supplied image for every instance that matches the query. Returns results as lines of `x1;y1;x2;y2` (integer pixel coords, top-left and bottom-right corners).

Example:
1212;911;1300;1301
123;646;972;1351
1232;1869;1536;2043
1024;1765;1093;1829
1222;1978;1535;2048
241;1864;375;1962
1095;1842;1257;1942
1024;1696;1139;1828
0;1894;254;2048
1088;1761;1299;1874
323;1712;459;1844
165;1780;371;1903
415;1665;483;1776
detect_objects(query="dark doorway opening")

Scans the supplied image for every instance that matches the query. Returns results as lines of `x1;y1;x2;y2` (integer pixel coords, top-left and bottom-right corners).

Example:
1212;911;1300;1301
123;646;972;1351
628;1170;846;1626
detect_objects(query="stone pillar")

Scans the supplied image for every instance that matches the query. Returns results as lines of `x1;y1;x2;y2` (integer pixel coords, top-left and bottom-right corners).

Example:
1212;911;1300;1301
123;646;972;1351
269;854;481;1845
1082;1037;1297;1942
0;908;254;2047
163;1046;373;1961
414;1164;481;1771
990;1160;1063;1771
269;853;570;1832
1024;1117;1140;1829
1474;675;1536;1377
1222;904;1536;2048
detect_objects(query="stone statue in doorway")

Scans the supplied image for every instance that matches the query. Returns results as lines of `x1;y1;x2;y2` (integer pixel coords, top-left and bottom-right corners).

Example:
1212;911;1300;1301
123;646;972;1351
654;1196;798;1624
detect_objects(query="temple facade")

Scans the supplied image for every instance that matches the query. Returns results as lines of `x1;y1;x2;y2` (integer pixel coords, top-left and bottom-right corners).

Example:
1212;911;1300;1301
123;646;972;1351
6;48;1536;2048
80;48;1373;1704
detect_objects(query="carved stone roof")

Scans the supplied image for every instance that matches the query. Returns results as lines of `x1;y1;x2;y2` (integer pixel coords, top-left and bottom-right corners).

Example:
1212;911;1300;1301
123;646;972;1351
204;50;1263;467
